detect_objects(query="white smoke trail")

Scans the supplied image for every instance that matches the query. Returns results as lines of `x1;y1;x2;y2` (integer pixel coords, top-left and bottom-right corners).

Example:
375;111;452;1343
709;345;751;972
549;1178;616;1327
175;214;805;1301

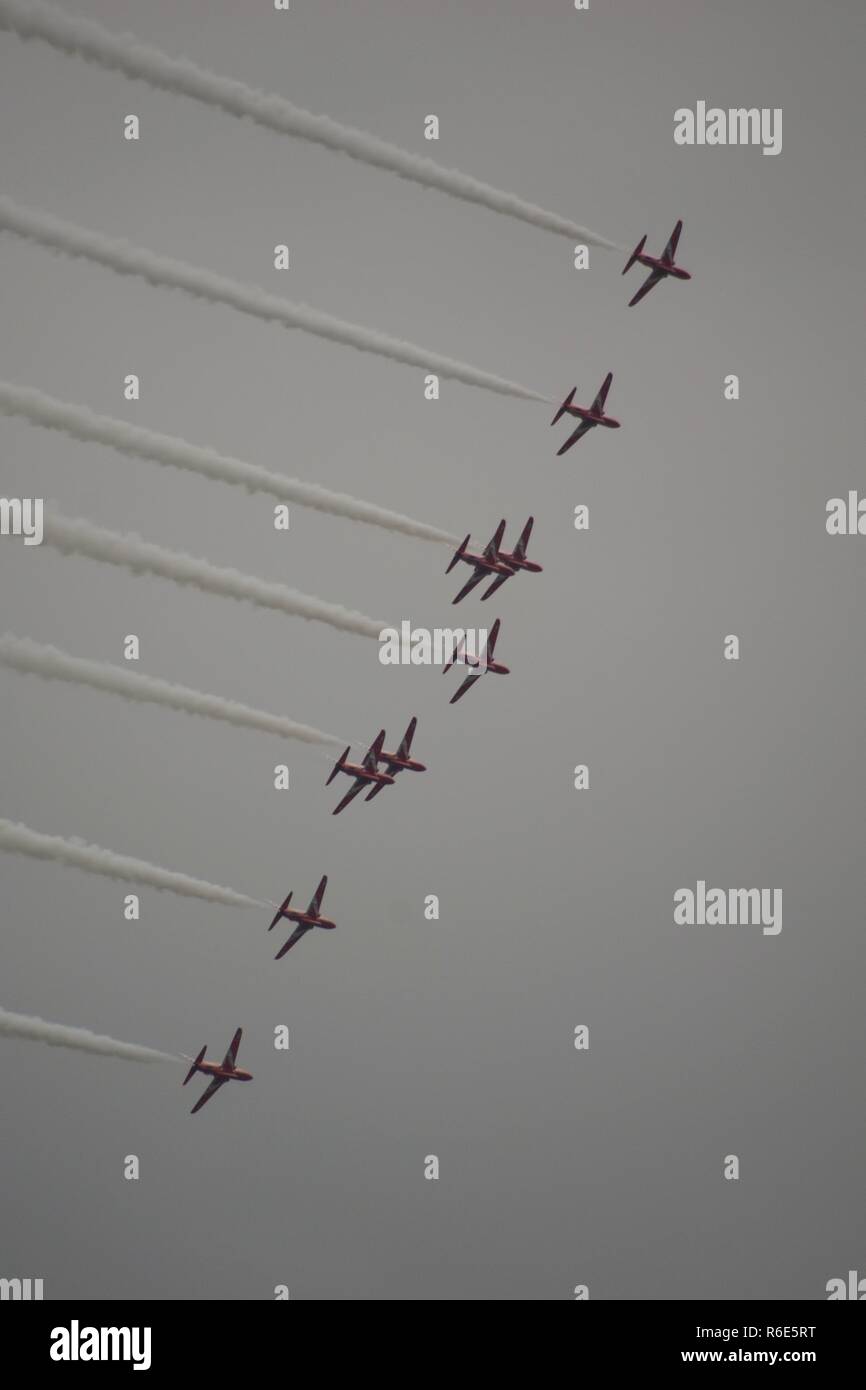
0;818;267;910
0;1006;179;1064
0;380;458;546
0;0;620;252
0;197;549;403
34;511;387;639
0;634;348;749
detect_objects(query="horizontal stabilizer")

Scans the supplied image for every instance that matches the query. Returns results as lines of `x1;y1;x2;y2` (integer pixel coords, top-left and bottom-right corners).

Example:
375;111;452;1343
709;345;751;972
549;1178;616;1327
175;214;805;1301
183;1045;206;1085
446;535;470;574
622;233;647;274
551;387;577;426
326;747;350;785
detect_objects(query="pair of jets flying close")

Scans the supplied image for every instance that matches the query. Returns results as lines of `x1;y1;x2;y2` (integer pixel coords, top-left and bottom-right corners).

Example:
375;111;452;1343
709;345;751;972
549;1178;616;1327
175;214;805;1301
552;221;690;454
181;875;334;1109
183;224;690;1112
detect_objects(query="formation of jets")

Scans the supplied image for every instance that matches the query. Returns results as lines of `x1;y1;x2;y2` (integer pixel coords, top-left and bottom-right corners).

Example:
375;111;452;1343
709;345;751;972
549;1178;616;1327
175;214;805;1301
184;219;691;1112
182;1028;252;1114
448;517;541;604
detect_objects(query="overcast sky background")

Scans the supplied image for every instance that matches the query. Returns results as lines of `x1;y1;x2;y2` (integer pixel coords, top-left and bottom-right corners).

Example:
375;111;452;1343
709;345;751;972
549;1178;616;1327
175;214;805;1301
1;0;864;1300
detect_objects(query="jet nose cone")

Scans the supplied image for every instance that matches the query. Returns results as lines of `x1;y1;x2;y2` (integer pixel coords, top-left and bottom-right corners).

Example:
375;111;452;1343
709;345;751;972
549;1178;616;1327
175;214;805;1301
499;664;511;675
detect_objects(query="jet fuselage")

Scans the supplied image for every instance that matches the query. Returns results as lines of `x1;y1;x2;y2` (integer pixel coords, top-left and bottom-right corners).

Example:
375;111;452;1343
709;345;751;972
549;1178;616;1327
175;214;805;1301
632;253;691;281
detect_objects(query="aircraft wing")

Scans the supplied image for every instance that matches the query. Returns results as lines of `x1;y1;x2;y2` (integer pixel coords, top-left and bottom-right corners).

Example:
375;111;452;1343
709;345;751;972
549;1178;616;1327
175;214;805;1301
222;1027;242;1070
450;671;483;704
362;731;386;771
481;570;512;601
662;219;682;265
268;891;292;931
191;1076;227;1115
590;371;613;414
453;567;488;604
332;779;367;815
483;519;507;560
628;267;664;308
396;717;416;759
556;419;594;455
275;923;311;959
485;618;501;658
307;874;327;916
365;779;392;801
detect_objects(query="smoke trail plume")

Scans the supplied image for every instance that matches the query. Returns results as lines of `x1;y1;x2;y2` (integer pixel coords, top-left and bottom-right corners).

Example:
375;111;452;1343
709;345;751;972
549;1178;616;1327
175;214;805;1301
0;380;457;546
0;1006;179;1064
0;634;348;749
34;511;387;639
0;0;620;251
0;818;266;910
0;197;548;402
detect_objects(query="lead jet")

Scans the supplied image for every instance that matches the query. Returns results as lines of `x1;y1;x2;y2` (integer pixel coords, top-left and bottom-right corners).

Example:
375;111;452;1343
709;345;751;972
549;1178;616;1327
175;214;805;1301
443;617;510;704
327;730;395;814
622;219;691;307
268;874;336;959
182;1027;252;1114
447;519;514;605
551;372;621;456
365;716;427;802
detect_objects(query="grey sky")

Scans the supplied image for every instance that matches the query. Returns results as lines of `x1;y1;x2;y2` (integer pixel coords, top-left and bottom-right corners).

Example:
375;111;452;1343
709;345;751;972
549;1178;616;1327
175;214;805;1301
0;0;864;1300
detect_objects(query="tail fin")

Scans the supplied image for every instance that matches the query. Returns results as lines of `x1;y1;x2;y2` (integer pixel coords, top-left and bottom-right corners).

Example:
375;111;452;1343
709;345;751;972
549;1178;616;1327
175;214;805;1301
513;517;534;561
446;535;470;574
326;747;350;786
551;388;576;426
622;234;647;275
183;1046;207;1085
268;891;292;930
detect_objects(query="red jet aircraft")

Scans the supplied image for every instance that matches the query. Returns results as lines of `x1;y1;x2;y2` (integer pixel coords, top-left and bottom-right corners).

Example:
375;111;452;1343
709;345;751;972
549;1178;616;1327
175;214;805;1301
327;730;395;814
447;519;513;604
551;372;621;455
623;219;691;307
268;873;335;958
365;716;427;802
182;1027;252;1114
443;617;510;704
448;518;542;603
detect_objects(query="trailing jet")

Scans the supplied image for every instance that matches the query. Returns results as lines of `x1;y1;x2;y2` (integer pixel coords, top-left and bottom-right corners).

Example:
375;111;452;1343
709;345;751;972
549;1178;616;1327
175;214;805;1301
182;1027;252;1114
622;219;691;307
443;618;510;704
365;716;427;802
327;730;395;814
551;372;621;455
268;874;335;959
448;518;542;603
483;517;542;600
